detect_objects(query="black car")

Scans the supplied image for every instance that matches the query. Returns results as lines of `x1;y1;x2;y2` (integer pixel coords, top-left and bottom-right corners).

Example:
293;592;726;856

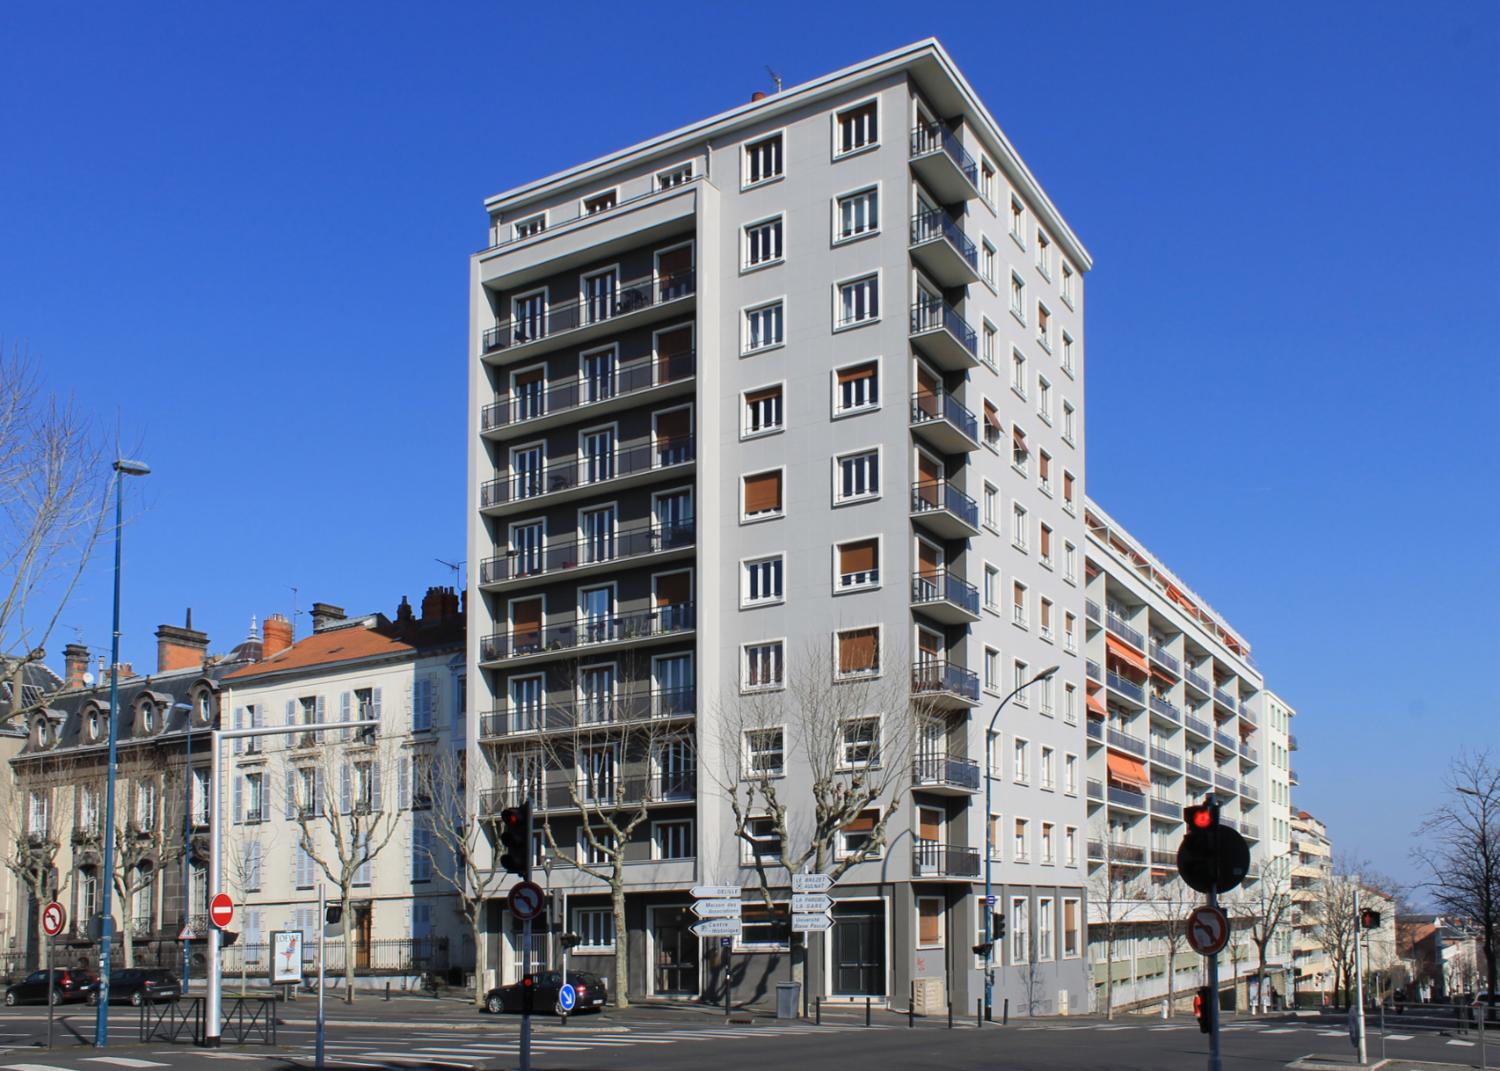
484;970;608;1014
86;968;181;1006
4;968;97;1006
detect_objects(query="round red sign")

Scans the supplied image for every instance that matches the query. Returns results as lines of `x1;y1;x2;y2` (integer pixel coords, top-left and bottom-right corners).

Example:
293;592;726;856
210;892;235;929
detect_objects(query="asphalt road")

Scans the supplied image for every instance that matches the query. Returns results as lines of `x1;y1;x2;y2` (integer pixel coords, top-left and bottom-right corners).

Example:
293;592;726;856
0;1002;1493;1070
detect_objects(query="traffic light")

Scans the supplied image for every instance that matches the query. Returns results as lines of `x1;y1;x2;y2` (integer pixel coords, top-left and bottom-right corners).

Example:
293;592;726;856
1184;799;1220;831
559;932;582;951
1194;986;1212;1033
221;929;239;948
326;902;343;925
993;913;1007;940
1360;908;1381;929
520;973;536;1015
499;803;531;879
972;941;994;957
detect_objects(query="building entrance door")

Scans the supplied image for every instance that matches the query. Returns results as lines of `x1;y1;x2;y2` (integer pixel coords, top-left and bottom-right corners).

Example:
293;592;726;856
354;906;372;971
832;903;885;996
652;907;700;997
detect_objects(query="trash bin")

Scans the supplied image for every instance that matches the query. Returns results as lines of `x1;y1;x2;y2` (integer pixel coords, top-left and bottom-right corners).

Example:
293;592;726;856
776;982;801;1019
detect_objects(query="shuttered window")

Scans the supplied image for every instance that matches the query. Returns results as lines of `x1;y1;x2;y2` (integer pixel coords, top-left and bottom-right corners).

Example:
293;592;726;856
837;627;880;677
835;361;878;412
743;471;783;517
917;897;943;948
837;539;879;589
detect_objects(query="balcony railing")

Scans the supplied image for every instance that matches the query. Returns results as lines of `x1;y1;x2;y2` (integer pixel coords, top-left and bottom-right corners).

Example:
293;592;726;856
482;352;695;431
1239;701;1258;724
912;840;981;878
480;773;696;814
910;571;980;617
910;660;979;703
1184;669;1211;695
1151;848;1177;867
1107;842;1146;864
910;210;978;268
1107;727;1147;758
909;390;979;444
1086;778;1103;801
479;687;695;738
909;298;978;357
1086;719;1103;742
1150;745;1182;770
482;270;695;354
1213;687;1238;710
1288;733;1299;751
909;124;979;188
1086;659;1102;683
1184;714;1212;738
1241;783;1259;802
1087;839;1106;861
480;603;694;662
1213;729;1237;751
1106;613;1145;651
1085;599;1102;625
1243;822;1260;840
1149;694;1181;722
910;480;979;530
1107;671;1145;704
480;522;694;586
912;754;981;792
1150;796;1183;820
1239;741;1258;763
1149;644;1180;675
481;175;703;254
1108;785;1147;811
1184;760;1212;783
1215;773;1240;795
482;436;694;509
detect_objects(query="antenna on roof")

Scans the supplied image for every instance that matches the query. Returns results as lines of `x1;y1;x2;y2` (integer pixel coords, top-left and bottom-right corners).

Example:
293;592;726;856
435;558;465;590
766;66;783;93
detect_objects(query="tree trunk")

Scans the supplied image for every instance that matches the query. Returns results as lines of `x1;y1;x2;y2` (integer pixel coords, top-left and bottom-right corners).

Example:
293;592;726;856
1166;944;1176;1014
121;909;135;969
342;888;356;1002
610;877;629;1009
471;914;485;1008
1105;936;1114;1020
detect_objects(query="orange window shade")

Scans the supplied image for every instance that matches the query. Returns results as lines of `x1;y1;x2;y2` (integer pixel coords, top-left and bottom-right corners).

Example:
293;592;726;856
837;362;875;385
1106;751;1150;790
843;810;877;834
984;402;1001;430
1063;472;1075;498
1041;601;1052;627
514;368;545;387
1086;689;1107;716
918;901;941;945
744;471;782;514
839;539;877;575
1040;526;1052;556
512;598;542;633
655;408;691;441
1040;452;1051;478
1106;634;1148;672
654;572;691;607
1013;427;1028;452
917;542;941;576
656;244;693;277
744;386;780;406
838;628;879;674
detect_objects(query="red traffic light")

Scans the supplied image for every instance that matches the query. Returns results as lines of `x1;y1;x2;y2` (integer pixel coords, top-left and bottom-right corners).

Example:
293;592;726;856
1360;908;1381;929
1186;804;1215;829
521;974;535;989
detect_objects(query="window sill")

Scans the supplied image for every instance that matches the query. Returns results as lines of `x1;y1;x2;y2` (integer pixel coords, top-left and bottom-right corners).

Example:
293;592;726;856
833;494;881;509
741;175;785;193
741;258;785;277
740;597;786;611
742;342;786;359
740;427;785;442
834;582;881;596
832;403;881;421
1037;338;1052;355
740;512;785;526
832;229;880;248
1010;309;1027;329
1060;293;1075;313
832;142;880;163
1010;231;1026;253
832;316;881;334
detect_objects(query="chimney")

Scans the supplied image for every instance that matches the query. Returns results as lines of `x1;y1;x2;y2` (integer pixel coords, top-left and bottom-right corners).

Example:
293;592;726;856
420;586;459;624
262;614;294;657
64;643;90;689
310;602;345;633
750;90;767;102
395;596;414;627
156;609;209;673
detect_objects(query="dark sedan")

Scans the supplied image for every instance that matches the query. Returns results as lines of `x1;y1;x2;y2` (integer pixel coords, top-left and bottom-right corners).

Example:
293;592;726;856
86;968;181;1006
4;968;97;1006
484;970;608;1014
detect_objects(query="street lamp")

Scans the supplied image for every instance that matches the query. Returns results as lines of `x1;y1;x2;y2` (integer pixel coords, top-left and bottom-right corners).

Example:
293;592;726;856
95;457;150;1047
982;663;1059;1020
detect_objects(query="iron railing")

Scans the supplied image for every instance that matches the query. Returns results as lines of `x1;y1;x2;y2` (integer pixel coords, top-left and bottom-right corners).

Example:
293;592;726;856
222;937;448;977
478;687;695;738
912;754;981;791
1107;727;1147;758
912;840;981;877
909;298;978;356
909;123;979;188
1086;778;1103;801
481;603;694;662
1108;785;1147;810
910;571;980;616
1149;694;1181;722
910;660;979;702
482;351;695;431
479;775;694;814
480;522;694;585
1085;599;1102;624
1107;672;1145;703
909;210;978;267
1213;687;1239;710
1107;842;1146;864
1184;669;1211;694
1086;719;1103;741
1184;760;1213;783
1150;796;1183;820
909;389;979;443
1106;613;1145;651
1150;745;1182;770
483;270;695;353
482;436;694;508
1184;714;1212;738
910;480;979;529
1149;644;1180;674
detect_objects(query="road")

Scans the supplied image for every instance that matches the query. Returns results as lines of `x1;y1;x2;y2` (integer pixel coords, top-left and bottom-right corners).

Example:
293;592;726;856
0;1001;1492;1070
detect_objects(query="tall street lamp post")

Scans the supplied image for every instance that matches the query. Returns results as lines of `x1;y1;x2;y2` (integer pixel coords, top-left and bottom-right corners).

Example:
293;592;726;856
94;457;150;1047
982;663;1059;1020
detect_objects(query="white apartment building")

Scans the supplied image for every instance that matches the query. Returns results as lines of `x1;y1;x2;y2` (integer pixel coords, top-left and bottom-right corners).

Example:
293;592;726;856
466;40;1092;1012
219;593;466;989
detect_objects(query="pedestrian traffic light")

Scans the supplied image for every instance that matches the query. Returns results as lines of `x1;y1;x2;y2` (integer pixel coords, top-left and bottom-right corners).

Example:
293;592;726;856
326;902;343;925
499;803;531;879
520;973;536;1015
972;940;994;956
1184;800;1220;831
993;913;1006;940
1360;908;1381;929
1194;986;1212;1033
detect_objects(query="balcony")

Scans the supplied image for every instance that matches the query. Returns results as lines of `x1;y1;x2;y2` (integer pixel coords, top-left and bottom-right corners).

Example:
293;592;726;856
1213;687;1239;712
479;522;694;590
1151;796;1183;821
479;773;695;814
1085;599;1102;625
1215;773;1239;795
482;351;695;438
912;754;981;795
912;840;981;879
1086;659;1103;683
909;210;980;287
909;298;979;371
1106;612;1145;652
1213;729;1237;752
1239;701;1258;725
1149;745;1182;771
1086;778;1103;801
910;480;980;538
910;571;981;624
1149;644;1180;676
480;603;695;665
909;123;980;202
478;687;695;740
1288;733;1299;751
1087;839;1106;862
1184;714;1212;740
1184;760;1213;784
1106;727;1147;758
1106;671;1145;706
481;436;694;515
1151;848;1177;867
1107;842;1146;865
1108;785;1147;811
1289;767;1300;785
1085;718;1103;743
1241;782;1259;802
1184;669;1211;696
1149;694;1181;723
1243;822;1260;840
1239;741;1259;765
909;390;979;453
911;660;980;708
481;270;695;360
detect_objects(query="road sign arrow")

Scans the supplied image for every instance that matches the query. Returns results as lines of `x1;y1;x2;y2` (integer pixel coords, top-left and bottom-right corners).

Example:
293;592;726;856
791;913;834;932
690;918;744;937
791;893;832;913
690;898;743;919
691;885;742;899
792;873;834;893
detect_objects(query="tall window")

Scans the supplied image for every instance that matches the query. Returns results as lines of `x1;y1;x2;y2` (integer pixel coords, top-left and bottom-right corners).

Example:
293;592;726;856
837;275;879;327
743;641;784;690
1062;331;1075;374
1010;273;1025;318
744;302;784;352
742;556;784;606
835;361;878;413
1009;896;1029;962
1012;502;1028;550
1062;401;1076;442
983;483;999;528
836;101;877;154
1038;377;1052;421
1037;303;1051;348
744;133;783;185
835;627;880;679
1012;819;1030;862
744;217;784;267
984;647;1000;690
1011;348;1027;395
835;449;880;501
1062;261;1076;304
1037;896;1055;960
981;240;996;285
655;820;694;860
837;188;879;240
1062;898;1081;957
745;728;785;775
836;537;879;590
1009;197;1025;243
1035;230;1051;276
743;384;783;436
983;564;1000;611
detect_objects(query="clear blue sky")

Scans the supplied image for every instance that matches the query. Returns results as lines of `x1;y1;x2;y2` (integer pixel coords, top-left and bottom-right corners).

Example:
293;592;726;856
3;1;1496;889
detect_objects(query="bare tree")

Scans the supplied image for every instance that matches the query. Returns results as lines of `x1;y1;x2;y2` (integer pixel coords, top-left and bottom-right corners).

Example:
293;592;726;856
1146;877;1192;1013
0;349;110;726
1309;855;1368;1006
1413;749;1500;998
284;735;404;1001
1229;852;1296;1012
1087;856;1141;1019
423;746;505;1008
223;827;274;995
1;762;74;964
110;762;187;969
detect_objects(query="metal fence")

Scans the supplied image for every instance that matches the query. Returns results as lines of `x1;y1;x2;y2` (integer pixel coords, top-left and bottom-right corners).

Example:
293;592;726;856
221;936;448;976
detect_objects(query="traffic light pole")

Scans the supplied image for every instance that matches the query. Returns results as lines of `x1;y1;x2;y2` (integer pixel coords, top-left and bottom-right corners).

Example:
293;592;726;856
519;803;533;1071
1206;883;1222;1071
1353;886;1367;1065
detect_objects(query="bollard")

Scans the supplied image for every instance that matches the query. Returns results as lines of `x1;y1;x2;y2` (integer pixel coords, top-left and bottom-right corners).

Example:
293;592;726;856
816;997;821;1026
866;996;871;1027
909;982;915;1028
948;1001;953;1029
1003;998;1009;1026
384;982;390;1001
977;998;983;1028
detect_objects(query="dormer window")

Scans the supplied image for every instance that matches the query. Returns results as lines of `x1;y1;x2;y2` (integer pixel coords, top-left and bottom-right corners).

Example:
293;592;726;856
140;701;156;734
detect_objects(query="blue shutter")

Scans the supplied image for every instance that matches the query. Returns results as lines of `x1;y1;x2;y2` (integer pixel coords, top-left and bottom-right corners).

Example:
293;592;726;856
340;692;351;742
248;842;261;889
285;769;296;819
313;769;325;816
356;831;371;886
232;707;244;755
397;756;410;810
339;764;351;815
315;695;326;731
232;776;243;824
370;762;382;812
285;699;295;727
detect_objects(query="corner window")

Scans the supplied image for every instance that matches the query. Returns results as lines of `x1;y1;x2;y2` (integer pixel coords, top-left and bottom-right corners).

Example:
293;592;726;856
744;133;783;186
836;100;878;155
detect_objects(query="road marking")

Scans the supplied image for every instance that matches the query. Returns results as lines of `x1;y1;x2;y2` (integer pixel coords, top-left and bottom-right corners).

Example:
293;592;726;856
1447;1039;1476;1046
1383;1033;1414;1040
1260;1027;1297;1033
5;1064;76;1071
82;1060;172;1068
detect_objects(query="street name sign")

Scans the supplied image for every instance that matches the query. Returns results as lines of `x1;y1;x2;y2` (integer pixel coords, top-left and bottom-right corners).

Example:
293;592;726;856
791;913;833;933
691;885;741;899
691;898;743;919
690;917;744;937
791;873;834;894
791;893;832;914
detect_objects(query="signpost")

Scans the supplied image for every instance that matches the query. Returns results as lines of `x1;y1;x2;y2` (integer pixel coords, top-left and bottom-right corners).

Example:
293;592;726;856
694;886;743;1017
690;917;744;937
1185;905;1229;957
690;899;742;919
1177;799;1249;1071
41;901;65;1050
791;873;833;894
558;982;577;1015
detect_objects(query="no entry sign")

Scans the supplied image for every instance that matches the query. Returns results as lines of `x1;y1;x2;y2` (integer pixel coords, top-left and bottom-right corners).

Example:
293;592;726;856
210;892;235;929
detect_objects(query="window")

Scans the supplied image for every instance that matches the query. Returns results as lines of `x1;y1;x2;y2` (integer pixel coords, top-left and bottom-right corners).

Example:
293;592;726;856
657;163;692;189
983;483;999;529
983;563;1000;611
983;400;1001;449
982;321;998;369
835;361;878;413
1040;747;1055;790
1013;427;1030;471
744;816;783;865
836;274;879;327
1062;401;1076;443
1038;377;1052;422
1009;197;1025;243
836;627;880;679
980;158;995;203
1062;470;1076;513
1065;827;1079;867
744;216;784;268
576;908;615;950
742;469;784;519
654;820;694;860
744;301;784;352
838;810;879;857
582;189;617;215
513;214;545;240
412;828;432;882
1013;659;1030;700
917;896;945;948
1009;895;1030;964
744;133;783;186
743;641;784;690
742;384;783;438
1061;331;1075;374
984;647;1000;691
1037;304;1051;349
740;899;790;948
1064;753;1078;795
1010;273;1026;319
742;556;784;606
836;101;877;155
1062;898;1081;957
1064;612;1077;653
1036;230;1051;277
1037;896;1055;960
1064;541;1078;583
836;187;879;241
1011;348;1027;396
1013;739;1030;783
1040;598;1054;642
1012;820;1030;863
1040;523;1053;566
836;537;879;590
840;718;880;767
512;290;546;345
835;449;880;502
1061;261;1076;305
981;239;996;285
1041;825;1056;865
579;745;618;804
244;773;264;822
1012;503;1028;550
27;790;47;835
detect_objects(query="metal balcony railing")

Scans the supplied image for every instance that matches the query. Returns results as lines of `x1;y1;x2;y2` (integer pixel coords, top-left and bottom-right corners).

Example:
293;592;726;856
1087;839;1106;861
910;660;979;702
1214;687;1239;710
1151;848;1177;867
1239;741;1258;763
1086;778;1103;801
1085;599;1102;624
1213;729;1237;751
479;687;695;738
1184;714;1212;738
480;773;696;814
1238;700;1258;724
911;571;980;616
912;840;981;878
910;480;979;529
1149;694;1181;722
481;175;703;254
1149;644;1180;674
482;352;695;431
912;754;981;792
1108;785;1147;810
1150;745;1182;770
1241;783;1259;802
1243;822;1260;839
909;298;978;357
482;436;694;508
480;603;695;662
909;390;979;443
1184;760;1212;783
1108;842;1145;864
909;210;978;268
1150;796;1183;820
1184;669;1211;694
1106;613;1145;651
483;270;695;354
1107;671;1145;703
1086;719;1103;742
1086;659;1102;683
1107;727;1147;758
909;124;979;188
1215;773;1239;795
480;522;694;585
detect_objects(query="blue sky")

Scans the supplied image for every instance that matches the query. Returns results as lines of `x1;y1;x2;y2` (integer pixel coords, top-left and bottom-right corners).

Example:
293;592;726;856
3;1;1496;889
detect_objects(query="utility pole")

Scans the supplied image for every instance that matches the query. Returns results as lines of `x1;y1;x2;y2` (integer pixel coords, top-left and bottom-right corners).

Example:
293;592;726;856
1353;886;1367;1065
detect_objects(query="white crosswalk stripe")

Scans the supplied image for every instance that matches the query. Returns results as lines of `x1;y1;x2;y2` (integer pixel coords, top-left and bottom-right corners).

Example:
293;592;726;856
82;1060;171;1068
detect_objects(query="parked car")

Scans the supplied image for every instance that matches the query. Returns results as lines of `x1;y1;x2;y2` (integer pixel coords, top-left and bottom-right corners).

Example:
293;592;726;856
85;968;181;1006
4;968;97;1006
484;970;608;1014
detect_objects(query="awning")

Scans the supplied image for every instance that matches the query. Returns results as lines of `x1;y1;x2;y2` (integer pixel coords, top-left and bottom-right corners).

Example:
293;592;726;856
1086;689;1107;716
1106;634;1148;673
1107;751;1150;790
1150;663;1176;683
1012;427;1028;452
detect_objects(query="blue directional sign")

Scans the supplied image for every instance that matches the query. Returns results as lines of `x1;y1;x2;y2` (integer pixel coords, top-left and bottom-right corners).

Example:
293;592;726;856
558;982;577;1013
